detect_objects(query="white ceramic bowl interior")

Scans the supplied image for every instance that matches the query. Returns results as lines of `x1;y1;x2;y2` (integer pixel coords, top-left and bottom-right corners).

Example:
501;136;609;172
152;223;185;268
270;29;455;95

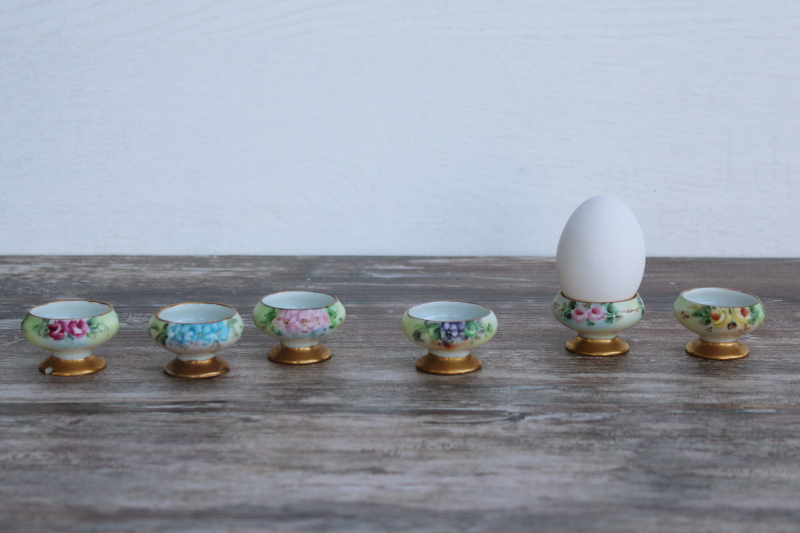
683;288;759;307
261;291;337;309
30;300;112;319
408;302;490;322
157;303;235;323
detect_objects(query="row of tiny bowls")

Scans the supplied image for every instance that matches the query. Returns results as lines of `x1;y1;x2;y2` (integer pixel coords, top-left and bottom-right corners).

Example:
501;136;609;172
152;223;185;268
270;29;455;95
21;291;497;378
21;287;766;378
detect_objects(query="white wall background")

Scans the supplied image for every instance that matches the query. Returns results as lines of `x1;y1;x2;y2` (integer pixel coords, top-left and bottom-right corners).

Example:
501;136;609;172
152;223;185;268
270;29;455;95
1;0;799;256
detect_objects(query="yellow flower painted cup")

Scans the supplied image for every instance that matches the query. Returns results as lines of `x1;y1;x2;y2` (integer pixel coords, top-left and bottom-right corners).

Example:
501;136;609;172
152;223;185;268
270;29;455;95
708;308;729;327
673;288;766;360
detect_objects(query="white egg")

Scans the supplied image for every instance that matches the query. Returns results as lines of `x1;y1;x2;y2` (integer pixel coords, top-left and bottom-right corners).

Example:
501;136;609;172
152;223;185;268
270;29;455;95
556;196;646;302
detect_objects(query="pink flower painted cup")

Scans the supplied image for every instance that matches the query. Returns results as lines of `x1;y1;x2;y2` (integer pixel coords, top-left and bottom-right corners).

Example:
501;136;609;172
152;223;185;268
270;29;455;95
253;291;346;365
552;292;644;356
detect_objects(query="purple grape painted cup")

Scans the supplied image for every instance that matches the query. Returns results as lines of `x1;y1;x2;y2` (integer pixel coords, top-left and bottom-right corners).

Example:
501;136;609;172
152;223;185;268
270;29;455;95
401;301;498;375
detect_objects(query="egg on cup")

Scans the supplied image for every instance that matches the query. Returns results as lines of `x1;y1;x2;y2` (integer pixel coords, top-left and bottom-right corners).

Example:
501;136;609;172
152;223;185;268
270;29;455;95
552;196;646;356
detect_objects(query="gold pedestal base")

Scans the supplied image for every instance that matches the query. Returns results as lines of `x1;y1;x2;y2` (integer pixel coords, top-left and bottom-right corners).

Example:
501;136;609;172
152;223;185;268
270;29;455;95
164;356;230;379
39;354;106;376
415;353;482;375
686;339;749;360
268;344;331;365
566;336;629;357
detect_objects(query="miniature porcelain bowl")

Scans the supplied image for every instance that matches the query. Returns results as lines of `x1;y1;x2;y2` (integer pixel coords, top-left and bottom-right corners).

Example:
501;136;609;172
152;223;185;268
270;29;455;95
148;302;244;378
21;299;120;376
401;301;498;375
253;291;346;364
673;288;766;360
552;292;644;356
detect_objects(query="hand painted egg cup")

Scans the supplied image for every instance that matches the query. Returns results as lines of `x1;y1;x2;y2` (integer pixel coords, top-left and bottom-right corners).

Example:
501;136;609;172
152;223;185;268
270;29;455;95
673;288;765;360
401;301;498;375
21;299;120;376
552;292;644;356
253;291;346;365
148;302;244;378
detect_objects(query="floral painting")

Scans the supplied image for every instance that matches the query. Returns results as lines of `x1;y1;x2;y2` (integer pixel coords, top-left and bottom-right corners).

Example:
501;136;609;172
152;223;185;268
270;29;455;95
149;317;244;350
23;316;109;341
409;318;495;349
553;295;644;327
256;303;345;339
677;304;764;334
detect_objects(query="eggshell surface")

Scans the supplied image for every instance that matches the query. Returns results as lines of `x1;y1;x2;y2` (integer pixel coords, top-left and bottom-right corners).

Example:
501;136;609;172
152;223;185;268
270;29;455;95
556;196;645;302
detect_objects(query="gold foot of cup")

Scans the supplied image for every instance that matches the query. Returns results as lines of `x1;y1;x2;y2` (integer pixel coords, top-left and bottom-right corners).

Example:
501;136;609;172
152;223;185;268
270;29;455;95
566;336;629;357
415;352;482;375
39;354;106;376
164;356;230;379
268;344;332;365
685;339;749;360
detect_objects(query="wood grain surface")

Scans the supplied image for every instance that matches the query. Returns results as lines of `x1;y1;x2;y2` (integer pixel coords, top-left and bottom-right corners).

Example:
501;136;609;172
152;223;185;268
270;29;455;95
1;256;799;532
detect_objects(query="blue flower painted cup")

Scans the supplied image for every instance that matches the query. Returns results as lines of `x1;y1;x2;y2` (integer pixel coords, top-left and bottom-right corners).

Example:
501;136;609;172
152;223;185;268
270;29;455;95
148;302;244;378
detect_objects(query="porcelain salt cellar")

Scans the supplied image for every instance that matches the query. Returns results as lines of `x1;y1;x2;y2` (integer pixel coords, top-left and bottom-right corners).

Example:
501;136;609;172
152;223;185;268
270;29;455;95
149;302;244;378
402;301;498;375
22;299;119;376
674;288;766;360
253;291;346;364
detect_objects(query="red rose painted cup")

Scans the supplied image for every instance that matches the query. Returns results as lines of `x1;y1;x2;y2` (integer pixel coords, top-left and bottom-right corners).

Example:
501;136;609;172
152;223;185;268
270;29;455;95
21;300;120;376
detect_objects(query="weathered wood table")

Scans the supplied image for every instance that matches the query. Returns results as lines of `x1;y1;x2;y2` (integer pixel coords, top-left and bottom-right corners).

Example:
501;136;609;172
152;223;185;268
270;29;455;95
1;257;798;532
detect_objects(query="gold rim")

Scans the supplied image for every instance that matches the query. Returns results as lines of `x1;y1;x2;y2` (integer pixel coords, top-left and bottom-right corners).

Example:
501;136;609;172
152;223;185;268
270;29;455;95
38;354;107;376
163;356;230;379
559;291;640;304
154;302;238;324
685;339;750;360
28;299;115;320
406;301;492;322
566;336;629;357
415;352;482;375
268;344;332;365
259;290;339;310
680;287;761;307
